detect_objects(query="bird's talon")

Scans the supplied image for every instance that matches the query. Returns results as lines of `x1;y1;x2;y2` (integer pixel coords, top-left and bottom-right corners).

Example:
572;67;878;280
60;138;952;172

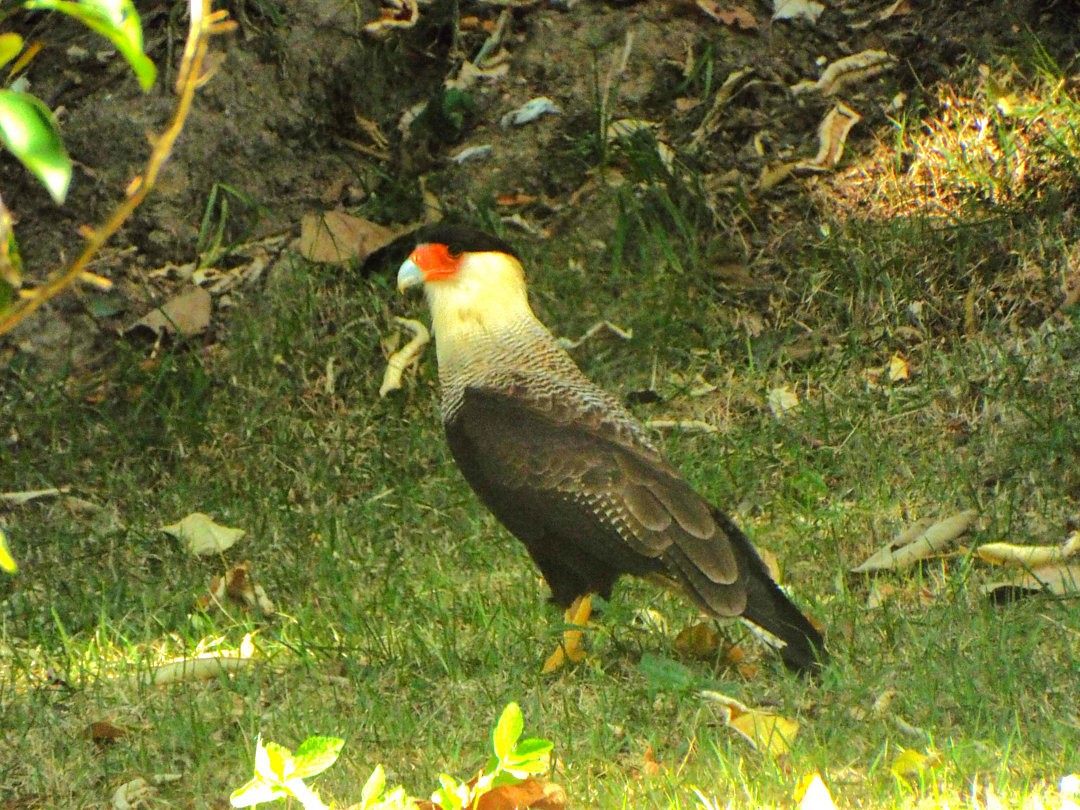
541;595;592;673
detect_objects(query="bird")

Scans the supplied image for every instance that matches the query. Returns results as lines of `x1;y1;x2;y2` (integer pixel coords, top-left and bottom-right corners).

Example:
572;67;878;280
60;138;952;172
396;223;828;674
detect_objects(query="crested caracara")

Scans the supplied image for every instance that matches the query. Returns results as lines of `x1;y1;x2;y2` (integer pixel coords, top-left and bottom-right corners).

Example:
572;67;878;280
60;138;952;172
397;224;827;674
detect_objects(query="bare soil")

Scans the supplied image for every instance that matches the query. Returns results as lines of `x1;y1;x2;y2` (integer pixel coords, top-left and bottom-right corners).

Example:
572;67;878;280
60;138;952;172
1;0;1077;363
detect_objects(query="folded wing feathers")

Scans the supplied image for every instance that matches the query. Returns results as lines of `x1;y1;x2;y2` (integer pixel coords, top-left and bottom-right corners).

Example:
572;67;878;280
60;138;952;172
460;383;742;591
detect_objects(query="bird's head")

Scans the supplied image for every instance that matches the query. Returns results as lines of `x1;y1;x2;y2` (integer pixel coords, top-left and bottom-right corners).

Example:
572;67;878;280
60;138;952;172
398;224;533;343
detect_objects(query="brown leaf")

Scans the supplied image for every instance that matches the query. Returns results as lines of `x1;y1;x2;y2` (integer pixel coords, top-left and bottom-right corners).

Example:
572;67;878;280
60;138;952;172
199;561;276;615
128;287;212;338
85;720;128;745
362;0;419;38
475;779;567;810
695;0;758;29
641;746;663;777
496;193;538;207
675;622;721;660
297;210;398;264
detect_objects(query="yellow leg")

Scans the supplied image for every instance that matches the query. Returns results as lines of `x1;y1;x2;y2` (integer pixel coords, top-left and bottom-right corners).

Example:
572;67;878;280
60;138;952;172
541;594;592;674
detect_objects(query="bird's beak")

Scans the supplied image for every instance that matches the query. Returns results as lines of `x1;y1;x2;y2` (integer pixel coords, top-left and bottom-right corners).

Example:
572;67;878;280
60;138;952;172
397;257;424;293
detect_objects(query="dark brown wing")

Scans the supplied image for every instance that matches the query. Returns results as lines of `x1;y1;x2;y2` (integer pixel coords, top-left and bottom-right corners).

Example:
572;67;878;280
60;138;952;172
446;385;743;605
445;383;828;672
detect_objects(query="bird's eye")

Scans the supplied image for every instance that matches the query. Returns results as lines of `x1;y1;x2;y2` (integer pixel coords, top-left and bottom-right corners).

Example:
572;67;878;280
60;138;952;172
447;244;463;258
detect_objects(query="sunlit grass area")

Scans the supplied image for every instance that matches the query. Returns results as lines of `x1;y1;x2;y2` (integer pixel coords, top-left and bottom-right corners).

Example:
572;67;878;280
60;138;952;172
2;45;1078;810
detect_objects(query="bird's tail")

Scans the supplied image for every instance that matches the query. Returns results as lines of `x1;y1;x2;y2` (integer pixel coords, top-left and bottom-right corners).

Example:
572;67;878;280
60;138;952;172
714;509;829;674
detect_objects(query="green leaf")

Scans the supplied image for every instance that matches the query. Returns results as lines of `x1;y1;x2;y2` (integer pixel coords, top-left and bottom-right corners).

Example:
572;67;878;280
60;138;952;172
0;33;24;70
23;0;156;89
360;764;386;809
229;777;287;808
432;773;467;810
254;739;293;783
0;527;16;574
378;785;419;810
503;737;553;779
492;702;524;762
0;90;71;203
638;653;699;693
507;737;553;767
291;736;344;780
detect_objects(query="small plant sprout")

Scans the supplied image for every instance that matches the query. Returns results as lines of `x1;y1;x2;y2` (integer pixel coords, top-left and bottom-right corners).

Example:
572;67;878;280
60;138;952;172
229;703;556;809
489;701;554;782
434;701;554;808
229;735;344;810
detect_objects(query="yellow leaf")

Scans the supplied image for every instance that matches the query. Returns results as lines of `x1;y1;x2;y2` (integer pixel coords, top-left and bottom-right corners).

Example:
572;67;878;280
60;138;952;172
728;711;798;757
0;33;24;72
890;748;940;777
887;352;910;382
702;690;799;756
977;532;1080;567
796;773;838;810
0;526;16;573
161;512;245;556
767;385;800;418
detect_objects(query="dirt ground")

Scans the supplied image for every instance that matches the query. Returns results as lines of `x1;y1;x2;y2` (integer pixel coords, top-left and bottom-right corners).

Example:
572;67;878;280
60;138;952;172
1;0;1078;364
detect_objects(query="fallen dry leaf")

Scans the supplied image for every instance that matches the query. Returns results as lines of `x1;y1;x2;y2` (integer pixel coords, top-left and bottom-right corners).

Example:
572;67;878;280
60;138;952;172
161;512;244;557
112;778;152;810
887;352;910;382
496;192;538;207
792;50;895;96
890;748;941;777
380;317;430;397
772;0;824;23
701;690;799;756
201;561;276;615
767;385;800;418
690;67;755;148
695;0;758;30
86;720;128;745
758;160;797;191
796;773;839;810
977;532;1080;567
474;778;567;810
675;621;721;659
641;746;664;777
983;565;1080;603
297;210;398;264
129;287;212;338
362;0;419;38
143;653;253;686
878;0;913;19
797;104;862;171
0;486;69;505
852;509;978;573
501;97;561;128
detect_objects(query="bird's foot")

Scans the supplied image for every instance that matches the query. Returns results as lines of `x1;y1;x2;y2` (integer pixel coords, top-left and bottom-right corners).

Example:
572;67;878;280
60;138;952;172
541;594;592;674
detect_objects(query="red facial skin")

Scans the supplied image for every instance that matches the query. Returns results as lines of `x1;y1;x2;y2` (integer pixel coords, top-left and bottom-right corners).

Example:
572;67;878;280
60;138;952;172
409;243;461;282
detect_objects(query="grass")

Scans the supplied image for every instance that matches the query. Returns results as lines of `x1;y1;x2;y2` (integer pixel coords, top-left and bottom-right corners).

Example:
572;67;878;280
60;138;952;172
2;43;1080;810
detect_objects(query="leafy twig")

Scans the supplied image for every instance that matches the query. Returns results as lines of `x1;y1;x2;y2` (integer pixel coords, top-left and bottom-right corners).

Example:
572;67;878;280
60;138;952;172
0;0;236;337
